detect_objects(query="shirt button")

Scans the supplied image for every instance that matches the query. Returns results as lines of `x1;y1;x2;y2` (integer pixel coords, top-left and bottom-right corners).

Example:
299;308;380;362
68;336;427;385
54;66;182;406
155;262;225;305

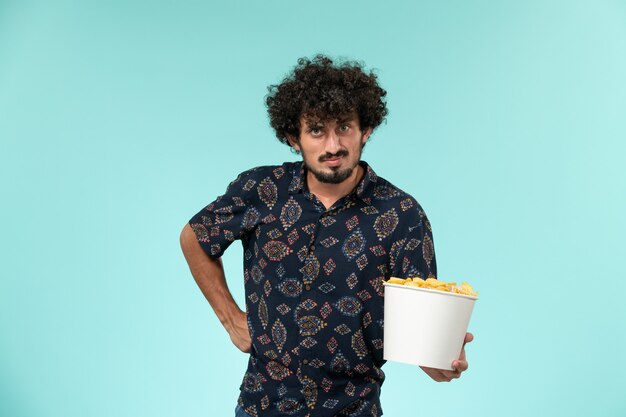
305;284;311;291
303;359;309;365
310;245;315;251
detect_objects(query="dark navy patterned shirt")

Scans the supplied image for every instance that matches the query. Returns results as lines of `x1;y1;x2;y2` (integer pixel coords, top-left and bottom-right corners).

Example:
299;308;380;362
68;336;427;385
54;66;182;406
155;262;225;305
189;161;437;417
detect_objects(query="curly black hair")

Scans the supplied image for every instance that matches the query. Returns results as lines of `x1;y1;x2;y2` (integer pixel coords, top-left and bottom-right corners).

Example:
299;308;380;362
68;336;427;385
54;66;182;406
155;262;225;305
265;54;388;145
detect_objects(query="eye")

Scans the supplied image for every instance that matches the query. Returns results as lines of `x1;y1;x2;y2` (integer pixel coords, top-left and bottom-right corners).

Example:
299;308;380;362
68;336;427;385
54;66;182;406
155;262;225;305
338;124;350;133
309;127;324;137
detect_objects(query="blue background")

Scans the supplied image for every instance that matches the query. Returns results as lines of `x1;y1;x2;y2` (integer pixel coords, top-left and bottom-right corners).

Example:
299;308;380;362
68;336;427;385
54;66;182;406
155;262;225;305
1;1;625;416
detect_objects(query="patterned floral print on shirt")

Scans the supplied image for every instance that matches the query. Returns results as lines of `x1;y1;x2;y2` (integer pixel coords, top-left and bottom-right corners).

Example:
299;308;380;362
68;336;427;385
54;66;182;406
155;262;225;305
189;161;436;417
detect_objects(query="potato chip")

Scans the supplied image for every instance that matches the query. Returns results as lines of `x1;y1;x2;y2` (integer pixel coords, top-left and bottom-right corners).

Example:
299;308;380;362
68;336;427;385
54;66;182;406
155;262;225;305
386;277;477;296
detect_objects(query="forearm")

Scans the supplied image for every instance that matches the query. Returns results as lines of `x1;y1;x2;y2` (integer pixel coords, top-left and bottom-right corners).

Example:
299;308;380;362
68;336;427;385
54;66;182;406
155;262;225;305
179;223;243;332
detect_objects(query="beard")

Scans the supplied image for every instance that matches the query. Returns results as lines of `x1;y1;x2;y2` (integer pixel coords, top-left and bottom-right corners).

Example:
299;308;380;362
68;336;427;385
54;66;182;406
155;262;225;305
309;164;355;184
302;147;362;184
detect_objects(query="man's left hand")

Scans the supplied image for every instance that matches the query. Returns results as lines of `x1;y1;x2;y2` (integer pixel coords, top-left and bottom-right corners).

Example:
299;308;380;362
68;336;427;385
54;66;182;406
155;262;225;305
420;332;473;382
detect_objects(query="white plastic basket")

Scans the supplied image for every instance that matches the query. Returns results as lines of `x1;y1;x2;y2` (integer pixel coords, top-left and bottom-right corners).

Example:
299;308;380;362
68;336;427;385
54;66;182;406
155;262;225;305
383;282;477;370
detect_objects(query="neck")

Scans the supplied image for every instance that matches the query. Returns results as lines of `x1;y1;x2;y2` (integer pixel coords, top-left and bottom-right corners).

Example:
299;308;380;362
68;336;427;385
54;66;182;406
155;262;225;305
306;163;364;209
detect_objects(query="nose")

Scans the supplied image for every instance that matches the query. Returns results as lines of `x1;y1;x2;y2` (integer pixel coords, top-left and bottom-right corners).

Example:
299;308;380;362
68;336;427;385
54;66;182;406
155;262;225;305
325;131;341;154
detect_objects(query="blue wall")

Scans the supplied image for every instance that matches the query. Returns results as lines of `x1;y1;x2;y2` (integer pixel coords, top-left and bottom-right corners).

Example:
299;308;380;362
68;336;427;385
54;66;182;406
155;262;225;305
1;1;625;416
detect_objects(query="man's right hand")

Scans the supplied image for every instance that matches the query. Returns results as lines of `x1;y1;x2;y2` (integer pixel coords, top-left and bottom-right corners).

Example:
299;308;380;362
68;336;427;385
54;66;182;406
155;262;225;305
228;308;252;353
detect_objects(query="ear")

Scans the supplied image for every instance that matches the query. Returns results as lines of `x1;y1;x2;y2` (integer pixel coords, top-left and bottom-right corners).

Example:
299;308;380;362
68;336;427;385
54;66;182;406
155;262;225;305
287;135;301;152
362;128;372;144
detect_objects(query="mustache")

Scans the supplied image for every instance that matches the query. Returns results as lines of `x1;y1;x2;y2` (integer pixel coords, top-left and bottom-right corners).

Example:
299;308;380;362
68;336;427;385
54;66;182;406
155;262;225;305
319;150;348;162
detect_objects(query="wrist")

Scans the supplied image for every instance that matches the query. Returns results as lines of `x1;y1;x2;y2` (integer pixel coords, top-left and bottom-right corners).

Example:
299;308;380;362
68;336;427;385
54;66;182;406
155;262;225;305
220;303;244;333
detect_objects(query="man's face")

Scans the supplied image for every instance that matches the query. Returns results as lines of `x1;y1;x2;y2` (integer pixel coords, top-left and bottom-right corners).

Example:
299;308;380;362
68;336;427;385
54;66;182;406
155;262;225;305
289;112;372;184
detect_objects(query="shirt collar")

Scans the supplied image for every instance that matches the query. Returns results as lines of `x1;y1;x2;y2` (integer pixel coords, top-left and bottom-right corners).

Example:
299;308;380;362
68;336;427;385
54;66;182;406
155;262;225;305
288;160;378;203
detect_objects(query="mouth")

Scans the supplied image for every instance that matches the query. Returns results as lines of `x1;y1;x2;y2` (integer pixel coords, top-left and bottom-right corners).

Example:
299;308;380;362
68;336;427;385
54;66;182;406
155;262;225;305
324;156;343;167
320;152;348;167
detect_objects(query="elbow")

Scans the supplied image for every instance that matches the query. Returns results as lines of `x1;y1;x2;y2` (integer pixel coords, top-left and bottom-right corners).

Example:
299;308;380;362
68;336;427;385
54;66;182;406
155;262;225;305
180;224;220;264
180;223;194;250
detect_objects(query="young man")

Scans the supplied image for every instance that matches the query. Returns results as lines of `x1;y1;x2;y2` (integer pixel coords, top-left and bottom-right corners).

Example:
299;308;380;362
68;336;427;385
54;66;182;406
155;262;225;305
180;55;472;417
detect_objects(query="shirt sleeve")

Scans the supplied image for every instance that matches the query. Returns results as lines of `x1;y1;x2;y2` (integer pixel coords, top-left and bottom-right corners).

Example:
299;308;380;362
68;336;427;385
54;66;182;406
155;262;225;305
188;169;261;258
389;201;437;279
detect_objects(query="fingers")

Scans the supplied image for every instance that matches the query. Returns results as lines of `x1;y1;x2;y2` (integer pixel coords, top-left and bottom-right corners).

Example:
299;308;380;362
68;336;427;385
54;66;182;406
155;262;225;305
420;366;460;382
420;333;473;382
452;358;468;373
420;366;447;382
453;332;473;369
437;369;461;381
